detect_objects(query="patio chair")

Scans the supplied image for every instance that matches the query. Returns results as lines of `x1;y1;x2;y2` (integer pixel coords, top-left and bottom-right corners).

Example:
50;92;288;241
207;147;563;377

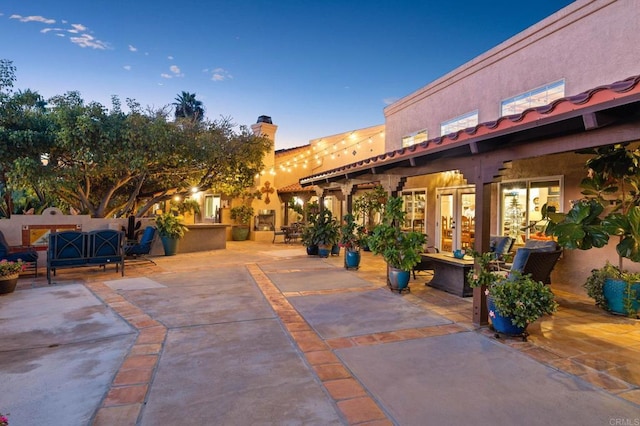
498;241;562;284
0;230;38;277
413;246;439;280
124;226;157;265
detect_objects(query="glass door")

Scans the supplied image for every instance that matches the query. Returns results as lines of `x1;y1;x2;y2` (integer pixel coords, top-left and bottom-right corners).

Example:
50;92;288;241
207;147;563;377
436;186;475;253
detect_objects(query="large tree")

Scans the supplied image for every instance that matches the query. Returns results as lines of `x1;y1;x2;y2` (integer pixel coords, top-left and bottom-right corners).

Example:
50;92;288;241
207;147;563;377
173;91;204;122
19;92;271;218
0;68;53;216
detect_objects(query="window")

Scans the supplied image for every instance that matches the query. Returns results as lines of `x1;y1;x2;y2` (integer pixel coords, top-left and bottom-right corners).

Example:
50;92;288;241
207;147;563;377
402;129;428;147
501;80;565;116
440;111;478;136
499;177;563;244
401;189;426;232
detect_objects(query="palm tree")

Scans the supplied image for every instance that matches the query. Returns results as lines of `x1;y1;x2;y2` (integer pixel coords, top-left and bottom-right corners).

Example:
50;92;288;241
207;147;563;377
173;91;204;122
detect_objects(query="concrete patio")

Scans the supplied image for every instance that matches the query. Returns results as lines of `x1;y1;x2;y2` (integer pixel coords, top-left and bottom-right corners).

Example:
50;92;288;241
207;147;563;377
1;241;639;425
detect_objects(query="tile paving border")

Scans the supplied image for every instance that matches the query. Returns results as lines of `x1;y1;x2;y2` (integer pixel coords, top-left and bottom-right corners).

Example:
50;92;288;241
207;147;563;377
85;281;167;426
247;263;468;425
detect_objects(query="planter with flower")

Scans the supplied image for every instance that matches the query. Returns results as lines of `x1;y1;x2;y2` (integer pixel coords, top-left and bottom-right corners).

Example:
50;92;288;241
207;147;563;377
0;259;25;294
155;212;189;256
367;197;426;292
547;144;640;317
468;250;558;339
340;213;364;269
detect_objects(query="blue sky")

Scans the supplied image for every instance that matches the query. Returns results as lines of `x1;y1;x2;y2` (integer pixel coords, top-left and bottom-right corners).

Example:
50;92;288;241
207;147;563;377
1;1;575;150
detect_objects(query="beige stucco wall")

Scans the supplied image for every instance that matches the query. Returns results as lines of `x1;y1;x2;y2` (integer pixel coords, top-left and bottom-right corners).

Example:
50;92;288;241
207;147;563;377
384;0;640;149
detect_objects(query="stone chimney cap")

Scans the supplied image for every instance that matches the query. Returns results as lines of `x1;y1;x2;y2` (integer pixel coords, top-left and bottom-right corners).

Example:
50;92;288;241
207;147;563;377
257;115;273;124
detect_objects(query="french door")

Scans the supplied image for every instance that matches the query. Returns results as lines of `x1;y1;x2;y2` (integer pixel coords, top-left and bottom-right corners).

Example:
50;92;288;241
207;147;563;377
436;186;475;253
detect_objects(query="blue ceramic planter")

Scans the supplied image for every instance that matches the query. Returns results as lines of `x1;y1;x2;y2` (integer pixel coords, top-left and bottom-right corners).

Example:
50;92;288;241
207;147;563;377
317;245;331;258
603;278;640;316
388;267;410;290
487;296;526;336
345;250;361;269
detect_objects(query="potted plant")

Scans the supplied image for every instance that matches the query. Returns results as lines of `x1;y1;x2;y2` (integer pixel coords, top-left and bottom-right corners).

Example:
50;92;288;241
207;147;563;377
353;184;386;251
0;259;24;294
367;196;426;291
340;213;363;269
230;205;254;241
155;212;189;256
308;210;340;258
301;202;320;255
467;250;558;338
547;144;640;317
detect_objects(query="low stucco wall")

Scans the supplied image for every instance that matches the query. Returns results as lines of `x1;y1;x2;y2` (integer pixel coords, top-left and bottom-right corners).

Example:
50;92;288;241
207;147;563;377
0;213;229;268
179;224;228;253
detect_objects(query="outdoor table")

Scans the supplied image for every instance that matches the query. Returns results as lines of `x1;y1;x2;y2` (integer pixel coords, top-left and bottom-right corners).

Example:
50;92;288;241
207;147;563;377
422;252;474;297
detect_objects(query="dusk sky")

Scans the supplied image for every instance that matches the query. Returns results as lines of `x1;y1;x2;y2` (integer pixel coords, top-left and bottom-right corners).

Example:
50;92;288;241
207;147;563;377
1;1;575;150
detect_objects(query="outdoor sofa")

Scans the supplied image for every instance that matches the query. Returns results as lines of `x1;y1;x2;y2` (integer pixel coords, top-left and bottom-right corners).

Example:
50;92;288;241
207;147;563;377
47;229;124;284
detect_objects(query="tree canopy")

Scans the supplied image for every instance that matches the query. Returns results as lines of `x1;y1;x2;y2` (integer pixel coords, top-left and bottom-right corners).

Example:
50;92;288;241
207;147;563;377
0;61;273;218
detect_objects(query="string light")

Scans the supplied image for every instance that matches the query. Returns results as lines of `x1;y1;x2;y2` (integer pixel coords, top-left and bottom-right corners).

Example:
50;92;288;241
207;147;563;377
276;127;385;173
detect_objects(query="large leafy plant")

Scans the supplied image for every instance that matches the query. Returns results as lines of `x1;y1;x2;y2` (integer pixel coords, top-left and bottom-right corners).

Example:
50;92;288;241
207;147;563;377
230;205;254;225
368;196;426;271
308;209;340;246
547;144;640;267
339;213;364;252
155;212;189;239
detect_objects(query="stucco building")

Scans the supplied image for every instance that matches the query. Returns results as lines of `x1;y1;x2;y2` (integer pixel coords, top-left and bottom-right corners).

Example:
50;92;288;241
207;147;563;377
285;0;640;324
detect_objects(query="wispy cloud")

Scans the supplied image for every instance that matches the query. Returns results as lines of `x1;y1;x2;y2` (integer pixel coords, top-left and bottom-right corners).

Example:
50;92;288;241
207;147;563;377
70;33;110;49
204;67;232;82
167;55;173;60
69;23;87;33
129;45;137;52
383;97;398;105
169;65;183;77
11;13;109;50
10;14;55;24
123;65;131;71
160;73;172;79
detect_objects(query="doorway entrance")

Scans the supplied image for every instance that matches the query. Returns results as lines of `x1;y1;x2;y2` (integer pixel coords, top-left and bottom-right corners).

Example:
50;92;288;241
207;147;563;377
436;186;475;253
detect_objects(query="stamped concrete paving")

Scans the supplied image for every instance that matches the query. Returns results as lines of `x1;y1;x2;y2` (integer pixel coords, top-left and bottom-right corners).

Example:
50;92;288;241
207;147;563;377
287;289;451;338
0;285;136;426
1;242;639;425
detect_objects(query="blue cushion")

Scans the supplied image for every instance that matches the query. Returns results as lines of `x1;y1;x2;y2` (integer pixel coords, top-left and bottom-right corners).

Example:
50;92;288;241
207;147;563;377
494;237;512;256
4;251;38;262
510;248;533;272
139;227;156;245
524;240;557;252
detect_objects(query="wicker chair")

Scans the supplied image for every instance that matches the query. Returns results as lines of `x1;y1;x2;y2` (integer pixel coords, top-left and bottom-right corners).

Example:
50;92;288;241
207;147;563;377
499;244;562;285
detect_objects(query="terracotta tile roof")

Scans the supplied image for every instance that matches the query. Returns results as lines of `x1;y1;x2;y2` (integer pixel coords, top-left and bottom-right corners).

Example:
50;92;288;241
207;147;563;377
300;74;640;186
277;182;315;193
